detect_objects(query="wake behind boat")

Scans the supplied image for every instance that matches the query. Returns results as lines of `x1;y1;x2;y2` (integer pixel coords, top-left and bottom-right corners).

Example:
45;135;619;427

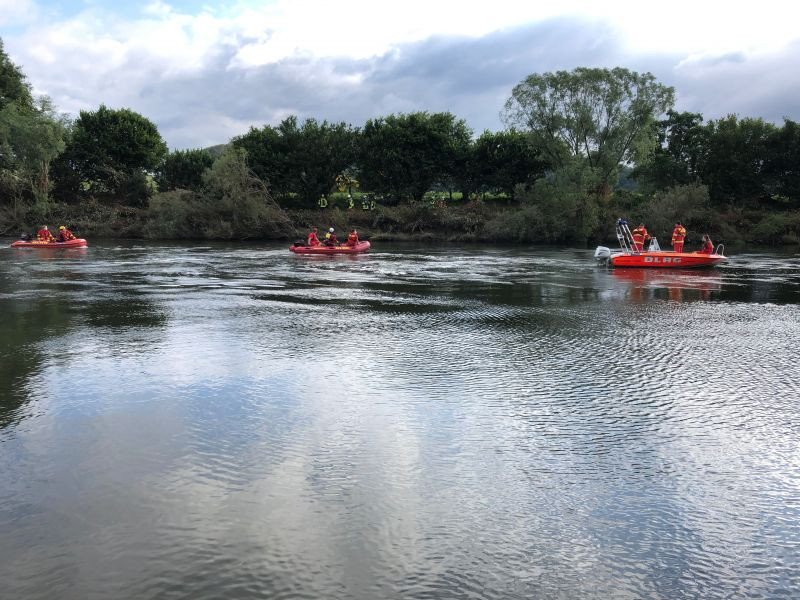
595;220;726;268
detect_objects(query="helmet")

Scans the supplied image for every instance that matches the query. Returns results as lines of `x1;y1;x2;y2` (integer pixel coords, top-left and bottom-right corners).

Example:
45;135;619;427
329;228;334;233
59;226;65;230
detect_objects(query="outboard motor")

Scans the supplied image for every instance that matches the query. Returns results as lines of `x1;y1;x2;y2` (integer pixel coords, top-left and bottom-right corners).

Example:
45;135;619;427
594;246;611;266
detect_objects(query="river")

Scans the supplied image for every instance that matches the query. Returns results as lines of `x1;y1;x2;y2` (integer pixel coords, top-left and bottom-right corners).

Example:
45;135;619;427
1;240;798;599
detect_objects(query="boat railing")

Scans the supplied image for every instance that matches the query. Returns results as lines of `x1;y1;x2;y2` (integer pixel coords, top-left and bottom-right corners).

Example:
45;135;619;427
615;219;637;254
715;244;725;256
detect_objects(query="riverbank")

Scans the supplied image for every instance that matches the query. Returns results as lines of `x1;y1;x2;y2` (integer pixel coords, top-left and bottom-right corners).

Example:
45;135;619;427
2;197;800;247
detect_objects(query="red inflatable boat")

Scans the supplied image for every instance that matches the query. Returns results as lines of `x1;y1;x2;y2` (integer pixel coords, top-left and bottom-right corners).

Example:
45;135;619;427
290;241;371;254
11;238;89;249
595;221;726;268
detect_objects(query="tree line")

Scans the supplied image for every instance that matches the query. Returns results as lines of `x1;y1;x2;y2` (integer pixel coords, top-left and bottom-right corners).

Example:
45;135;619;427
2;36;799;244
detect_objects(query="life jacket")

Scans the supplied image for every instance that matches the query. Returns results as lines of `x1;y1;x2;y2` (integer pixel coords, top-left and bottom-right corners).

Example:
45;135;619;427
347;196;354;209
346;233;358;246
672;226;686;243
307;232;320;246
700;240;714;254
318;196;328;208
37;228;53;242
632;227;649;245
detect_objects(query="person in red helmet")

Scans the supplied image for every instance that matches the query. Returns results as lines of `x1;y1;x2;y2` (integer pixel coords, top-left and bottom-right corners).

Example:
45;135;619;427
37;225;54;242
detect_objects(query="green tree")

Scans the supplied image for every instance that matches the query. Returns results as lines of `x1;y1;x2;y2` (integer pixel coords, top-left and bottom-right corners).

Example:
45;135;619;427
358;111;472;201
0;97;66;208
54;105;167;203
764;119;800;207
233;116;358;203
157;148;214;192
698;115;775;205
0;39;33;111
279;116;358;204
231;123;291;196
473;129;547;198
632;110;706;191
502;67;675;192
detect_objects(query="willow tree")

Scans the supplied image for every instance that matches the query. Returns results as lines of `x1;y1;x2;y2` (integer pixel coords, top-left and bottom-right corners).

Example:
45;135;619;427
502;67;675;192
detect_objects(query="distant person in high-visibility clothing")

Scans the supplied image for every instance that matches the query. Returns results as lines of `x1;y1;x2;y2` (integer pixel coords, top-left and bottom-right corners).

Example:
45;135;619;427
631;223;650;252
671;222;686;253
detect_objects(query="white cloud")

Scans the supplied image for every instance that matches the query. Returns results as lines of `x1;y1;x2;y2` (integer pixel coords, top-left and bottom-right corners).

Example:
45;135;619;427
3;0;800;148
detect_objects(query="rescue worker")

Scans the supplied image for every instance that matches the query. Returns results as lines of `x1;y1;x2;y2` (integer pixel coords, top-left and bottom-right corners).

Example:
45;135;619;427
631;223;650;252
318;195;328;208
361;195;370;210
56;225;75;242
307;227;320;247
347;194;354;210
324;227;339;247
344;229;359;247
698;234;714;254
37;225;54;242
671;222;686;253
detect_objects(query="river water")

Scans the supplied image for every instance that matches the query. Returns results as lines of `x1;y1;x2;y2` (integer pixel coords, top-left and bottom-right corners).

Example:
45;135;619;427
1;240;798;599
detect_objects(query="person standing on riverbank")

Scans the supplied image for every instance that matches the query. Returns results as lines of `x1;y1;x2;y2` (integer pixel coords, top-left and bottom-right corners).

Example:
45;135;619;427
672;222;686;253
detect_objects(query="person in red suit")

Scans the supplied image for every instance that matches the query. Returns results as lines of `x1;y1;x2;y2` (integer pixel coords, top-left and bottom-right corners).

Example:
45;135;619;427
698;234;714;254
671;222;686;253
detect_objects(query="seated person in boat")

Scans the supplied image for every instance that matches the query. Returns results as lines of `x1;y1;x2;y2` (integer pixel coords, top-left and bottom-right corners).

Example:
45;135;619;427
56;225;75;242
671;222;686;253
307;227;321;247
631;223;651;252
698;234;714;254
324;228;339;247
37;225;55;242
344;229;359;247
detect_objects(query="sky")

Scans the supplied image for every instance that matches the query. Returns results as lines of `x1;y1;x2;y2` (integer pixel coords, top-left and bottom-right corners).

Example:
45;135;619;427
2;0;799;150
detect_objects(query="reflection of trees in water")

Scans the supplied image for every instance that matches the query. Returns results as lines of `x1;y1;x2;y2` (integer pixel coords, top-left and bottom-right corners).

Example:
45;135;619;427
0;295;167;430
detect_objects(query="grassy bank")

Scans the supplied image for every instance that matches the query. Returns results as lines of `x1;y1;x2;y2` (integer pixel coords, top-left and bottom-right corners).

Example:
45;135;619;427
3;187;800;248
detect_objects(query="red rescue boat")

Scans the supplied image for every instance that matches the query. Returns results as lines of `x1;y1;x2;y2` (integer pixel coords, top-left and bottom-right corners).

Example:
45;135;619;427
289;240;371;254
595;220;726;268
11;238;89;249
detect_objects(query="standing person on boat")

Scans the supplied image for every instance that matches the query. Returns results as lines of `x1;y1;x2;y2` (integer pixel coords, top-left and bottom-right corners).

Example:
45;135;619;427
344;229;359;247
698;234;714;254
671;222;686;253
307;227;321;247
56;226;75;242
631;223;651;252
324;228;339;247
37;225;54;242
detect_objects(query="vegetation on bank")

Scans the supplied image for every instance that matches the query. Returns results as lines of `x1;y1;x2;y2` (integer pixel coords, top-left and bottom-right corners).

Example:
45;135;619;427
2;38;799;246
